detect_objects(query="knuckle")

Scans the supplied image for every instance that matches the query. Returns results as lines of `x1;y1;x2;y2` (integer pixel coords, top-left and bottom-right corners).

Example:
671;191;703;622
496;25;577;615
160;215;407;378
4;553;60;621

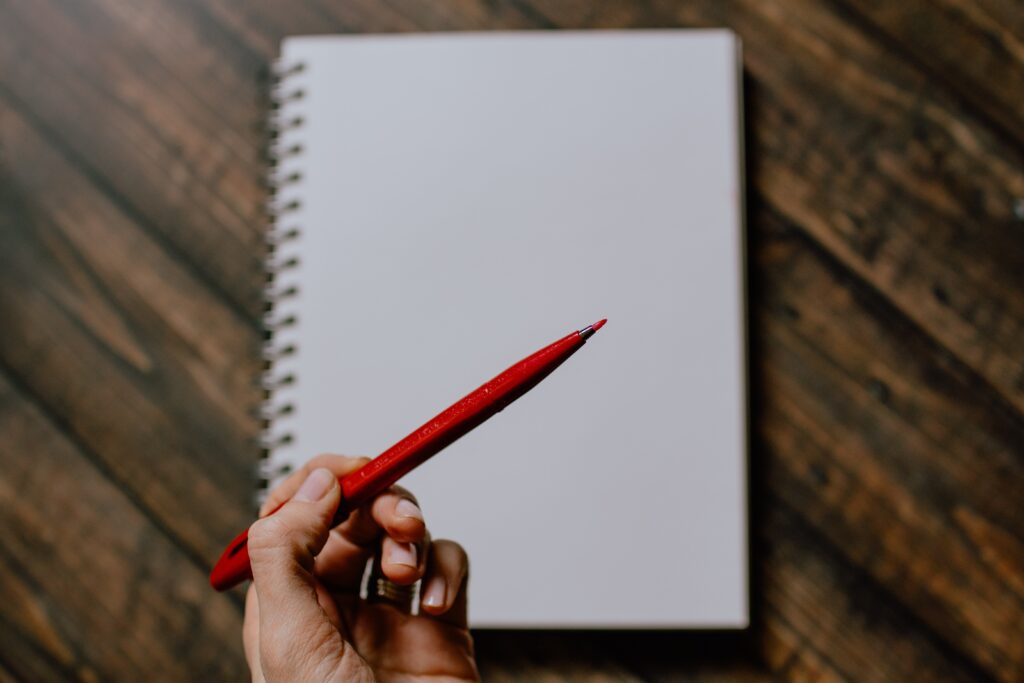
451;539;470;562
247;516;293;558
438;538;469;568
249;508;330;569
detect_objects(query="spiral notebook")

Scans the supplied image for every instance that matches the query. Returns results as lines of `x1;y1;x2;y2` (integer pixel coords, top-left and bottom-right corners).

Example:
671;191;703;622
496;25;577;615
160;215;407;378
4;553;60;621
262;31;747;628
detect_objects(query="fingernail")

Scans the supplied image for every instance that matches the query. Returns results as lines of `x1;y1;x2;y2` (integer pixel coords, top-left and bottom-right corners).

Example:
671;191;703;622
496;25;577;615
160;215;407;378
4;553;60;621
388;542;418;568
294;468;334;502
422;575;446;608
395;498;423;521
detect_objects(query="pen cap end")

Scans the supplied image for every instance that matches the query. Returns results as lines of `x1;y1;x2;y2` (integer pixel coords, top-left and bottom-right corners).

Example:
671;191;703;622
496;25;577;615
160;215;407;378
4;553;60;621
210;528;253;591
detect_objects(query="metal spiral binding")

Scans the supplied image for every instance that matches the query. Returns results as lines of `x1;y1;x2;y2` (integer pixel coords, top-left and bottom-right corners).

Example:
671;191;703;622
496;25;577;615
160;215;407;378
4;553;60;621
257;56;308;506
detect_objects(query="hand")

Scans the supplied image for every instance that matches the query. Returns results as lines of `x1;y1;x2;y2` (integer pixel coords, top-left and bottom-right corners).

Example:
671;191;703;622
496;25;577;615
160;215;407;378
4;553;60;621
242;455;480;682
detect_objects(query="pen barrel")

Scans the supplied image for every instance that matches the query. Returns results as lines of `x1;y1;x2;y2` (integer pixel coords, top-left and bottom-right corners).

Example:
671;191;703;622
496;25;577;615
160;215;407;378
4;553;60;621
339;331;585;509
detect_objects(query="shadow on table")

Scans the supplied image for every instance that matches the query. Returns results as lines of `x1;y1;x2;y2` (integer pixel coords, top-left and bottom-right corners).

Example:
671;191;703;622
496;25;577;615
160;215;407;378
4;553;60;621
474;629;760;678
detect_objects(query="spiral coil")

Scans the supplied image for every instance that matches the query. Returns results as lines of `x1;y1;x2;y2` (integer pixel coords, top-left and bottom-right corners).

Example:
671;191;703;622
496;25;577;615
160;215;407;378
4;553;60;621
257;57;308;505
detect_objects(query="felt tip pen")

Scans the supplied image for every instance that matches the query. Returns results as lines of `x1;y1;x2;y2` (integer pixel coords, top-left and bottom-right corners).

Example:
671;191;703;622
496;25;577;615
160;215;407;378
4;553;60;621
210;318;607;591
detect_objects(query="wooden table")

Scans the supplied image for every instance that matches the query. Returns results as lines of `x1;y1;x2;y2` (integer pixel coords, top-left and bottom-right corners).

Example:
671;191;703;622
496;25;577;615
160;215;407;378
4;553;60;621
1;1;1021;681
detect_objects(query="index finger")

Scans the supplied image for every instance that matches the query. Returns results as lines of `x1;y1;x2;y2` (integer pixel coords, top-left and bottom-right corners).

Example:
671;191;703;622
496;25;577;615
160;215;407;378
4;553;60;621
259;453;370;517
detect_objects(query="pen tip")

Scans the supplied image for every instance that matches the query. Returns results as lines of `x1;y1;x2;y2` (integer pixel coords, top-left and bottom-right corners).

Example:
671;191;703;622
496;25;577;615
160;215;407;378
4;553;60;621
578;318;607;340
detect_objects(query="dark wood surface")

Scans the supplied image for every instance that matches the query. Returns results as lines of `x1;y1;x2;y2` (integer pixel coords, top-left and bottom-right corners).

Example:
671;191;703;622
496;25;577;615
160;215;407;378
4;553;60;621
1;1;1022;681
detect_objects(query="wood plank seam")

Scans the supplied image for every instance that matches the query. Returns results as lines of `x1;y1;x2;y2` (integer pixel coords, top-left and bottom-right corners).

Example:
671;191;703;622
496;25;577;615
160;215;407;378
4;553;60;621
46;0;267;191
14;222;164;384
0;82;263;330
767;495;1001;682
764;383;1023;678
0;612;79;683
0;359;245;615
757;196;1024;432
762;291;1024;552
160;0;267;76
762;606;855;682
755;212;1024;475
507;0;560;29
1;0;269;241
0;543;86;678
827;0;1024;157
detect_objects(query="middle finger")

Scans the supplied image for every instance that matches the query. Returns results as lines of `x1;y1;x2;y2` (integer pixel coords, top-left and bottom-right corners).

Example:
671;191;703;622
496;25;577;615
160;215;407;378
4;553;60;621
313;486;428;590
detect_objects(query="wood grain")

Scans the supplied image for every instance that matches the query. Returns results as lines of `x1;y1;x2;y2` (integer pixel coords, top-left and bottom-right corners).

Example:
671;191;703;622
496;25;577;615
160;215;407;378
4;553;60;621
0;0;267;318
839;0;1024;148
0;97;259;561
0;0;1021;680
732;0;1024;418
0;370;246;681
752;215;1024;680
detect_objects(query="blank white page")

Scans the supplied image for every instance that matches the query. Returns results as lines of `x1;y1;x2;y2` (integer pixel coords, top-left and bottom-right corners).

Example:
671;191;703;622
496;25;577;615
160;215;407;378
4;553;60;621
266;30;747;627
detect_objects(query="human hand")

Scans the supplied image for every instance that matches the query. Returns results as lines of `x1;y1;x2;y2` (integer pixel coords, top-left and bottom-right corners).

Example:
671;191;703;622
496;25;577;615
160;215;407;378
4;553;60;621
242;455;479;682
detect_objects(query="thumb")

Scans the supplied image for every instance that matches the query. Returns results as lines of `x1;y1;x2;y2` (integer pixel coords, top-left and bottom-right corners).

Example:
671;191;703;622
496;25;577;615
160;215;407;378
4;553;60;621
247;468;345;675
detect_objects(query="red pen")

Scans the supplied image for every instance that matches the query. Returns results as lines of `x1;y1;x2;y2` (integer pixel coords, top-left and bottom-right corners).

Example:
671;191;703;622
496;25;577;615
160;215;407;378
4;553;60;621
210;318;607;591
